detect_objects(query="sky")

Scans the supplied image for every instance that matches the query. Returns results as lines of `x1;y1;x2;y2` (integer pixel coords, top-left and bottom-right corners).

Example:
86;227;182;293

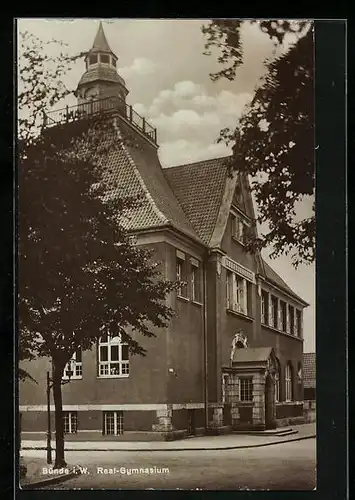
17;18;316;353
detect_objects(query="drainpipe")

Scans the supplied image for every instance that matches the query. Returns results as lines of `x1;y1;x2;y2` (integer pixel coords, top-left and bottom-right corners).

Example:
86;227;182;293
203;258;209;431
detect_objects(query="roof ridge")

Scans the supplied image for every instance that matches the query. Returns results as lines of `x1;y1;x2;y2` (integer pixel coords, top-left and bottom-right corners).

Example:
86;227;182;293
112;119;168;225
165;155;231;170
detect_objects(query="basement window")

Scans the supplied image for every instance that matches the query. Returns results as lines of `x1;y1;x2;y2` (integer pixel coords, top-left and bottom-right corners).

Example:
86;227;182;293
63;411;78;434
103;411;124;435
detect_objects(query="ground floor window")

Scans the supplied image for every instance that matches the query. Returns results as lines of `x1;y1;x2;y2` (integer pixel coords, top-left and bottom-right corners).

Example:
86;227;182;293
285;363;293;401
239;376;253;402
63;411;78;434
103;411;124;435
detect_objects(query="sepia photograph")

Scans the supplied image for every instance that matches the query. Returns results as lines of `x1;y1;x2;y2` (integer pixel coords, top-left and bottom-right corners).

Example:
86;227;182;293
17;18;316;490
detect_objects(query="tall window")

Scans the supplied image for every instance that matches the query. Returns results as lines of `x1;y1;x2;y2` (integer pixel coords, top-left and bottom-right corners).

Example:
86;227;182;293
275;359;281;403
63;349;82;380
285;363;293;401
296;309;302;337
232;214;249;244
103;411;124;435
270;296;278;328
176;257;187;297
63;411;77;434
226;271;249;315
191;262;201;302
261;290;268;324
279;301;287;332
98;334;129;377
289;305;295;335
239;377;253;402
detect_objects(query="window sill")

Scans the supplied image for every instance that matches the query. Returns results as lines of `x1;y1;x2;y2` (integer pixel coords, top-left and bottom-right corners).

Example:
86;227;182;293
227;308;254;322
97;375;129;379
261;322;303;341
277;400;303;406
191;300;203;307
177;295;189;303
236;401;254;406
62;376;82;381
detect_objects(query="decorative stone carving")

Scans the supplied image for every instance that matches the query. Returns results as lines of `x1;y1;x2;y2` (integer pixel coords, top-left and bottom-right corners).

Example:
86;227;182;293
230;331;248;363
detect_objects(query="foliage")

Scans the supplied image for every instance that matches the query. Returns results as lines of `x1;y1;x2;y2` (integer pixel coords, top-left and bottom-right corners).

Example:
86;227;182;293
18;30;177;466
202;20;315;266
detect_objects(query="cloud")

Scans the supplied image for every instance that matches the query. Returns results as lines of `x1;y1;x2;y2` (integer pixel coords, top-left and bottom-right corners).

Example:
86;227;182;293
158;139;232;167
120;57;158;78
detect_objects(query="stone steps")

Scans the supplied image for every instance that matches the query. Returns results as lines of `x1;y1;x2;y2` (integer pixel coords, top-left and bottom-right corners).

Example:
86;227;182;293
232;427;298;437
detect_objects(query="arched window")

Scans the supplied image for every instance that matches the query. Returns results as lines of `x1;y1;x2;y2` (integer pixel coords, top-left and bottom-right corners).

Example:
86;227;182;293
285;362;293;401
98;333;129;377
275;358;281;403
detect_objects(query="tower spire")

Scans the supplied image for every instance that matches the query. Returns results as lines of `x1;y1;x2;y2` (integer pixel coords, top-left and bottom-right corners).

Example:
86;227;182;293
92;21;113;54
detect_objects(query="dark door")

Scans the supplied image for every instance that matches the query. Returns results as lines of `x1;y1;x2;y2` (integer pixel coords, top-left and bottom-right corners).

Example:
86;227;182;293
187;409;195;435
265;374;276;429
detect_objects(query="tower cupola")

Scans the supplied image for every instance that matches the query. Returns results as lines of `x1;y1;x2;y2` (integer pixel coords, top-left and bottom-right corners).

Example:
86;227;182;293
75;21;129;112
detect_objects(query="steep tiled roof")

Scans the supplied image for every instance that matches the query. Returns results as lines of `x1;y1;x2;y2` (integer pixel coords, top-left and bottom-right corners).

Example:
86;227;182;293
261;259;308;305
164;157;230;245
95;117;202;243
303;352;316;388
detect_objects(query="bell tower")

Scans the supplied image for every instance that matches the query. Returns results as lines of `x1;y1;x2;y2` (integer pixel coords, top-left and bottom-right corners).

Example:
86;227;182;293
75;21;129;115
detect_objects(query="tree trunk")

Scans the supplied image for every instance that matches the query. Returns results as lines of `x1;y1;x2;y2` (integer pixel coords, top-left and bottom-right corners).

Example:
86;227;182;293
52;361;66;468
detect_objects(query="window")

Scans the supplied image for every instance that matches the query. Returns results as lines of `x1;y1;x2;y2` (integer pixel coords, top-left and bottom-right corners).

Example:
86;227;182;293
89;54;98;65
285;363;293;401
239;377;253;402
275;359;281;403
279;301;287;332
261;290;268;324
176;258;187;297
191;262;201;302
270;296;278;328
111;57;116;67
226;271;233;309
103;411;124;435
63;349;82;379
98;334;129;377
288;305;295;335
232;214;249;244
63;411;77;434
226;272;248;315
296;309;302;337
100;54;110;64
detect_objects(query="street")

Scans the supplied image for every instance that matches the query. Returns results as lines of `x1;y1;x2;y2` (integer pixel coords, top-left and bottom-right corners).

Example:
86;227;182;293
30;438;316;490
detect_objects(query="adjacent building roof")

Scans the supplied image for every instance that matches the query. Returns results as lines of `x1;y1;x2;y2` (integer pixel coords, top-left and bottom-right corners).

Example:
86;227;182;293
164;157;230;245
232;346;273;364
303;352;316;388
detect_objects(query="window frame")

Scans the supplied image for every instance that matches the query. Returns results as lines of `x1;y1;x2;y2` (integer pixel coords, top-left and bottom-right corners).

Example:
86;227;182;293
239;376;253;402
99;53;110;64
261;290;269;324
296;309;302;337
285;363;293;401
89;54;98;65
63;411;78;434
191;262;201;302
98;333;129;378
176;255;188;298
288;305;295;335
270;296;278;328
103;411;124;435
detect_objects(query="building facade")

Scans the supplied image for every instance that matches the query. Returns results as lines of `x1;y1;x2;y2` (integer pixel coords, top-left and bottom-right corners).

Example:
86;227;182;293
19;23;309;440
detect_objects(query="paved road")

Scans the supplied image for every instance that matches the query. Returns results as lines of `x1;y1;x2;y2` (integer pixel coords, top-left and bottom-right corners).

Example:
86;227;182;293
34;438;316;490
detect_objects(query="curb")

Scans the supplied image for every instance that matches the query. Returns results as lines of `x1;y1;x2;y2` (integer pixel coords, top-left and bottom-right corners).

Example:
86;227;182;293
21;468;81;489
22;434;315;453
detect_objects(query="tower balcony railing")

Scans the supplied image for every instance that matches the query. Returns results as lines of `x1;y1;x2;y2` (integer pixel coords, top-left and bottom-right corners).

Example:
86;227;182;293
42;95;157;144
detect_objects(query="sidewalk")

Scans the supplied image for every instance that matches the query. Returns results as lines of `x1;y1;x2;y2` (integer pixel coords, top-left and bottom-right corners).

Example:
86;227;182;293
21;423;316;452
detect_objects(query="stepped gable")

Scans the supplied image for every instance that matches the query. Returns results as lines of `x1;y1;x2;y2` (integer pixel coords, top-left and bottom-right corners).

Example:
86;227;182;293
164;156;230;245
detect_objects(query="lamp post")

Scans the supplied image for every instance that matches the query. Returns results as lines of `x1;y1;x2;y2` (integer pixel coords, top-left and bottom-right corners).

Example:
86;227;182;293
46;361;73;464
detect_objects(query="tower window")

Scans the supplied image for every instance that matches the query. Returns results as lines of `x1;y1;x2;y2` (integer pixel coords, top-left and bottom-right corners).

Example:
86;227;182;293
100;54;110;64
89;54;98;65
111;57;116;67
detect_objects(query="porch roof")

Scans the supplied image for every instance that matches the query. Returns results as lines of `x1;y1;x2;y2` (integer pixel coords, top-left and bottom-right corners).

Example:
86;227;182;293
232;346;273;364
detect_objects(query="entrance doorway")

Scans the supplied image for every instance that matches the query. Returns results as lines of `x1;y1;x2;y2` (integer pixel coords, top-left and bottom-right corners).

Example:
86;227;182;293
265;373;276;429
187;409;196;435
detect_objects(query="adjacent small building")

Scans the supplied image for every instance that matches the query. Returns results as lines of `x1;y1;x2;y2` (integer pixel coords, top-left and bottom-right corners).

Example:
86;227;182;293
19;22;310;440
